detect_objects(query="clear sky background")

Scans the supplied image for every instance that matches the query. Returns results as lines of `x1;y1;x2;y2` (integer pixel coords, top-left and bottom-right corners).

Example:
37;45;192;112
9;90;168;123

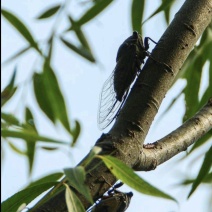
1;0;211;211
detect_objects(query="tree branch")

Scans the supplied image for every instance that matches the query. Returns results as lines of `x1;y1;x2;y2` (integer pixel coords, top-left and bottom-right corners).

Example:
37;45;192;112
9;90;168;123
134;98;212;171
33;0;212;211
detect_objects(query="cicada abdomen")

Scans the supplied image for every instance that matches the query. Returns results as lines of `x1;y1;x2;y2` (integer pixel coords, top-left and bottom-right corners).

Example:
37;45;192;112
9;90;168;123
98;31;152;130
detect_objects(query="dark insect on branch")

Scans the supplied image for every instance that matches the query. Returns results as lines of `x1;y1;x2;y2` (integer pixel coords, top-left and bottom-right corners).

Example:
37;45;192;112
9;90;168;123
98;31;171;130
87;182;133;212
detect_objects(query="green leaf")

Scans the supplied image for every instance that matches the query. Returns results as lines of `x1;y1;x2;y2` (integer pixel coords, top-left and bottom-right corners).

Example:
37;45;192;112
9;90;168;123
1;182;58;212
1;129;68;144
27;172;64;188
1;9;40;52
183;58;204;121
25;107;37;175
98;155;176;202
42;62;72;133
8;141;25;155
33;72;55;123
67;18;95;61
36;4;61;19
142;0;174;25
71;120;81;147
2;45;30;66
188;146;212;198
60;37;95;62
189;131;212;154
40;146;59;151
1;112;20;126
131;0;145;35
64;166;93;204
76;0;113;27
64;183;85;212
181;172;212;185
1;68;17;107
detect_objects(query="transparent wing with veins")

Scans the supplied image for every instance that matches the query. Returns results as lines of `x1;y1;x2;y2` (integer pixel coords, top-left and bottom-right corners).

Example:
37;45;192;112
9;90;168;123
98;70;128;130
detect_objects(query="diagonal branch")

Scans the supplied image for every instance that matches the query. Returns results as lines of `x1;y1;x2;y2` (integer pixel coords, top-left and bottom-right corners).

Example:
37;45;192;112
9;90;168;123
134;98;212;171
33;0;212;211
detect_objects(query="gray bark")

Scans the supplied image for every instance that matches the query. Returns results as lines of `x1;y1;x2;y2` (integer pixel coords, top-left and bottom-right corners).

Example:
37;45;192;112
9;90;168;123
32;0;212;211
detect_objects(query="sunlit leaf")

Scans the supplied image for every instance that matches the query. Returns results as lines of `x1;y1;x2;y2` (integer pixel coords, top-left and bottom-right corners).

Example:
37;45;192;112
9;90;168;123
60;37;95;62
76;0;113;27
1;68;17;107
1;182;58;212
64;166;93;204
131;0;145;35
188;146;212;198
98;155;176;202
71;120;81;147
1;129;69;144
64;183;85;212
36;4;61;19
1;9;40;52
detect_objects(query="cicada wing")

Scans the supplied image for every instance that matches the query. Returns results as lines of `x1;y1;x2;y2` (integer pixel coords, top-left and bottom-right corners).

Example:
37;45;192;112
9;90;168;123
98;70;124;130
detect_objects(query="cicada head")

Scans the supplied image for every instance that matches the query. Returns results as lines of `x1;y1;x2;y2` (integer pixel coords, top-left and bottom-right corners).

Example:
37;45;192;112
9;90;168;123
88;190;133;212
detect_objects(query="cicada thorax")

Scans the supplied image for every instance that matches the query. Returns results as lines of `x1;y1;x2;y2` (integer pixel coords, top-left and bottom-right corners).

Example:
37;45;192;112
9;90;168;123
114;32;148;102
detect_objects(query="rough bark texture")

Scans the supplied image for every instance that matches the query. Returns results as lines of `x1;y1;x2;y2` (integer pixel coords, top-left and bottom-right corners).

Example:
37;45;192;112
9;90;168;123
32;0;212;211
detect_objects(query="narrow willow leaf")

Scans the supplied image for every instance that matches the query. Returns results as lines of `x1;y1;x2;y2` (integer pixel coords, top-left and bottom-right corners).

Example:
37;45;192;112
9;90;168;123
2;46;30;66
40;146;59;151
1;129;68;144
26;172;64;188
25;107;37;175
33;72;55;123
79;146;102;167
142;0;174;25
1;112;20;126
71;120;81;147
1;182;58;212
1;9;40;52
183;59;203;121
8;141;26;155
60;37;95;62
68;16;92;51
181;172;212;185
64;166;93;204
1;68;17;107
189;131;212;154
36;5;61;19
98;155;176;202
42;62;71;134
64;183;85;212
76;0;113;27
131;0;145;34
188;146;212;198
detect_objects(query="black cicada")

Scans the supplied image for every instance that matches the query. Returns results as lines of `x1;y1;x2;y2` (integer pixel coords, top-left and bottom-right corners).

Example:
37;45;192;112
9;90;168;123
87;182;133;212
98;31;157;130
